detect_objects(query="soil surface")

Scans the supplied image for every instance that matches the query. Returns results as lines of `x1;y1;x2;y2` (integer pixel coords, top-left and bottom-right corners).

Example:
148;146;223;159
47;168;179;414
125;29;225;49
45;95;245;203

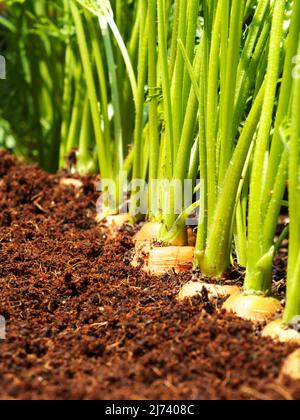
0;150;299;401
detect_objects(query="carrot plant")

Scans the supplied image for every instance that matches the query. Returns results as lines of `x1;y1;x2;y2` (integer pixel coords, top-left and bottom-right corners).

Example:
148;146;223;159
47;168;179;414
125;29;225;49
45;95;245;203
261;41;300;339
193;0;272;274
241;0;295;296
70;0;142;216
220;0;300;323
138;0;202;245
283;33;300;327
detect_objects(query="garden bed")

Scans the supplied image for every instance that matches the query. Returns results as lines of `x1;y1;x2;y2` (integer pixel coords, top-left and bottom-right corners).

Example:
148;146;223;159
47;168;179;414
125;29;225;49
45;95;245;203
0;150;299;400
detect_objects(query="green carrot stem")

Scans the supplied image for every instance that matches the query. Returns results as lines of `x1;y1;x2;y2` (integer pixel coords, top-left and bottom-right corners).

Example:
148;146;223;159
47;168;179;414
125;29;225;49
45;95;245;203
284;36;300;323
65;66;83;154
148;0;159;217
246;0;286;293
232;16;271;137
130;0;148;217
59;44;73;168
235;200;248;267
99;13;123;177
261;0;300;216
161;45;202;236
171;0;187;159
157;0;174;178
77;93;92;174
182;0;199;111
262;149;288;249
71;1;112;179
206;0;222;230
86;17;111;159
169;0;180;81
197;84;265;275
218;0;244;186
196;39;208;252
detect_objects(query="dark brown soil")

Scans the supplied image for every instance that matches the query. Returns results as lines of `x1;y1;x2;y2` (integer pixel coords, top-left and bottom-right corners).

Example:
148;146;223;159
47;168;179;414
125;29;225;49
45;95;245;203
0;150;299;401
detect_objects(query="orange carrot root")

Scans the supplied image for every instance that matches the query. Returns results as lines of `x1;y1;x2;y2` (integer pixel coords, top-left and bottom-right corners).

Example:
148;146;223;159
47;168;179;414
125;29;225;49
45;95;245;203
134;222;161;246
222;293;282;323
145;246;194;276
280;349;300;381
262;319;300;344
178;281;240;301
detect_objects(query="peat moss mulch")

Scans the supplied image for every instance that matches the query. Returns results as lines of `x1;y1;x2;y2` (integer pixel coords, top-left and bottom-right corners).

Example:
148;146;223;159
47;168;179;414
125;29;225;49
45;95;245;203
0;150;299;401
